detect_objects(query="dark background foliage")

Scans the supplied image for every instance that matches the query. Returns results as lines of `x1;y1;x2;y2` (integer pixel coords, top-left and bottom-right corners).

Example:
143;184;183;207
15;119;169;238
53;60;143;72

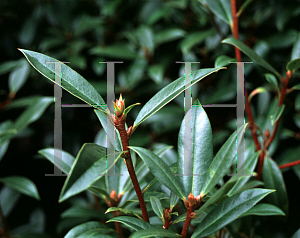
0;0;300;237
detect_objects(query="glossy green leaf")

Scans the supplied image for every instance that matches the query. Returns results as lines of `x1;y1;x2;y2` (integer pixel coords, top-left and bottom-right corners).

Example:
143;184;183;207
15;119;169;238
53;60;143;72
292;84;300;91
177;99;213;198
89;43;137;60
291;228;300;238
147;65;164;85
94;109;122;152
61;206;104;219
270;104;285;126
107;216;151;231
154;28;186;46
291;32;300;60
38;148;75;174
222;38;282;79
214;55;237;68
133;67;225;134
286;58;300;73
263;157;288;213
14;97;53;133
8;59;30;94
129;146;185;200
200;124;247;197
59;143;124;202
137;25;154;53
0;186;21;217
180;30;215;54
19;49;107;112
0;176;40;200
105;207;142;220
170;192;180;211
0;60;23;76
206;0;233;26
88;186;110;201
264;73;278;90
130;228;181;238
240;203;285;217
192;189;274;238
64;221;112;238
150;196;164;222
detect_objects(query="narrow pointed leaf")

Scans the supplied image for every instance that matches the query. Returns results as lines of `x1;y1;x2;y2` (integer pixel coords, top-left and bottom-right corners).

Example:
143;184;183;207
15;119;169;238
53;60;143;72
206;0;233;26
59;143;124;202
0;176;40;200
270;104;285;126
107;216;151;231
222;38;282;79
38;148;75;174
150;196;164;221
200;124;247;196
263;157;288;213
19;49;107;112
286;58;300;73
61;206;104;219
191;189;274;238
240;203;285;217
129;146;185;200
130;228;181;238
291;32;300;60
105;207;142;220
64;221;112;238
177;99;213;198
8;59;30;94
132;67;225;134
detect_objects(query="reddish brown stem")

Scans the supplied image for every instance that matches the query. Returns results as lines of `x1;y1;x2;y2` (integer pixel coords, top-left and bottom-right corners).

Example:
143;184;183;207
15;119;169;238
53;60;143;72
115;116;149;223
279;160;300;169
181;209;193;238
0;92;15;111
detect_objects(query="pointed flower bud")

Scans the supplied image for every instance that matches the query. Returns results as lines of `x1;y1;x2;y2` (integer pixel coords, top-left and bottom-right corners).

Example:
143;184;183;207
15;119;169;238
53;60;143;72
114;94;125;117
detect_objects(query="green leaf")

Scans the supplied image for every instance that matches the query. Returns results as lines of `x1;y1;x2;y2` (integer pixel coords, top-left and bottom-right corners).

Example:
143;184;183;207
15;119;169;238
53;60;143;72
89;43;137;60
180;30;215;54
61;206;105;219
38;148;75;174
291;228;300;238
14;97;53;133
0;60;23;76
206;0;233;26
292;84;300;91
129;146;185;200
291;32;300;60
214;55;237;68
270;104;285;126
133;67;225;133
170;192;180;211
107;216;151;231
147;65;164;85
8;59;30;94
0;186;21;217
240;203;285;217
177;99;213;198
94;109;122;152
19;49;107;112
222;38;282;79
191;189;274;238
286;58;300;73
105;207;142;220
0;176;40;200
264;73;278;90
150;196;164;222
64;221;112;238
154;28;186;46
263;157;289;213
59;143;124;202
137;25;154;54
200;124;247;197
130;228;181;238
